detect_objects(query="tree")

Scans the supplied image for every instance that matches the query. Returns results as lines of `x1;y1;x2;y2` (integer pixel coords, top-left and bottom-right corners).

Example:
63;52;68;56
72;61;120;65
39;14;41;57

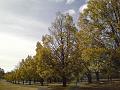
35;42;53;86
43;12;78;87
78;0;120;81
82;47;109;82
78;0;120;49
0;68;4;79
17;56;35;85
76;28;102;83
24;56;35;85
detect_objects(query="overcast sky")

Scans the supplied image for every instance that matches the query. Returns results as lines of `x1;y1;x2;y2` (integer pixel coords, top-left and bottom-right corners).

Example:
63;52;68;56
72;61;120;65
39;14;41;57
0;0;87;72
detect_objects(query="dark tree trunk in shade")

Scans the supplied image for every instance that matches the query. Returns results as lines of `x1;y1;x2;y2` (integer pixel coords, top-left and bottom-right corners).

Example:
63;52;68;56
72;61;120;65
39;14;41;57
40;78;44;86
95;71;100;82
29;80;31;85
22;80;24;85
62;76;67;87
86;72;92;83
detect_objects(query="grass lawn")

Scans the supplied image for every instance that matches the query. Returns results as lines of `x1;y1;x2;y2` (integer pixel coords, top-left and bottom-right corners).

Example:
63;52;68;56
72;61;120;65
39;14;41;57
47;80;120;90
0;80;120;90
0;80;37;90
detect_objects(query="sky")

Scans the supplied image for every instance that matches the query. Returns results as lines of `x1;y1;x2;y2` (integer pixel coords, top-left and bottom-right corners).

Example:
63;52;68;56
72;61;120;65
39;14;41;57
0;0;87;72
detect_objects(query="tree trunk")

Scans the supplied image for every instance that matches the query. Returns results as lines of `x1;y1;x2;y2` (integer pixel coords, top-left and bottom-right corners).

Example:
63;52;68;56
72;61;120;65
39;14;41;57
18;81;20;84
29;80;31;85
48;78;52;83
22;80;24;85
75;78;79;86
40;78;44;86
34;79;36;84
80;77;83;82
15;80;17;84
40;81;43;86
95;71;100;82
86;73;92;83
108;75;112;82
62;76;67;87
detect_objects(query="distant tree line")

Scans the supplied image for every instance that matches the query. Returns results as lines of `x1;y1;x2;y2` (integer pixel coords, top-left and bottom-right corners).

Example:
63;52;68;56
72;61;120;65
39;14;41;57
0;68;4;79
4;0;120;87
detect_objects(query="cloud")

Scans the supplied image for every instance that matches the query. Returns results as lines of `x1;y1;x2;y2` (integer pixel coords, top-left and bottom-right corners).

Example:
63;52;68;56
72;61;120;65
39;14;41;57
48;0;65;3
0;0;49;72
0;11;49;40
64;9;76;16
86;0;89;2
48;0;75;4
78;0;89;13
48;0;64;2
79;4;88;13
0;0;80;72
0;0;50;41
66;0;75;4
0;33;36;72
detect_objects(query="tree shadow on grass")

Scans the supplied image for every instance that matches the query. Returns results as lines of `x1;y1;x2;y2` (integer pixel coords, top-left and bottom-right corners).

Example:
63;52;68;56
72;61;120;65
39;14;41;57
41;86;120;90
